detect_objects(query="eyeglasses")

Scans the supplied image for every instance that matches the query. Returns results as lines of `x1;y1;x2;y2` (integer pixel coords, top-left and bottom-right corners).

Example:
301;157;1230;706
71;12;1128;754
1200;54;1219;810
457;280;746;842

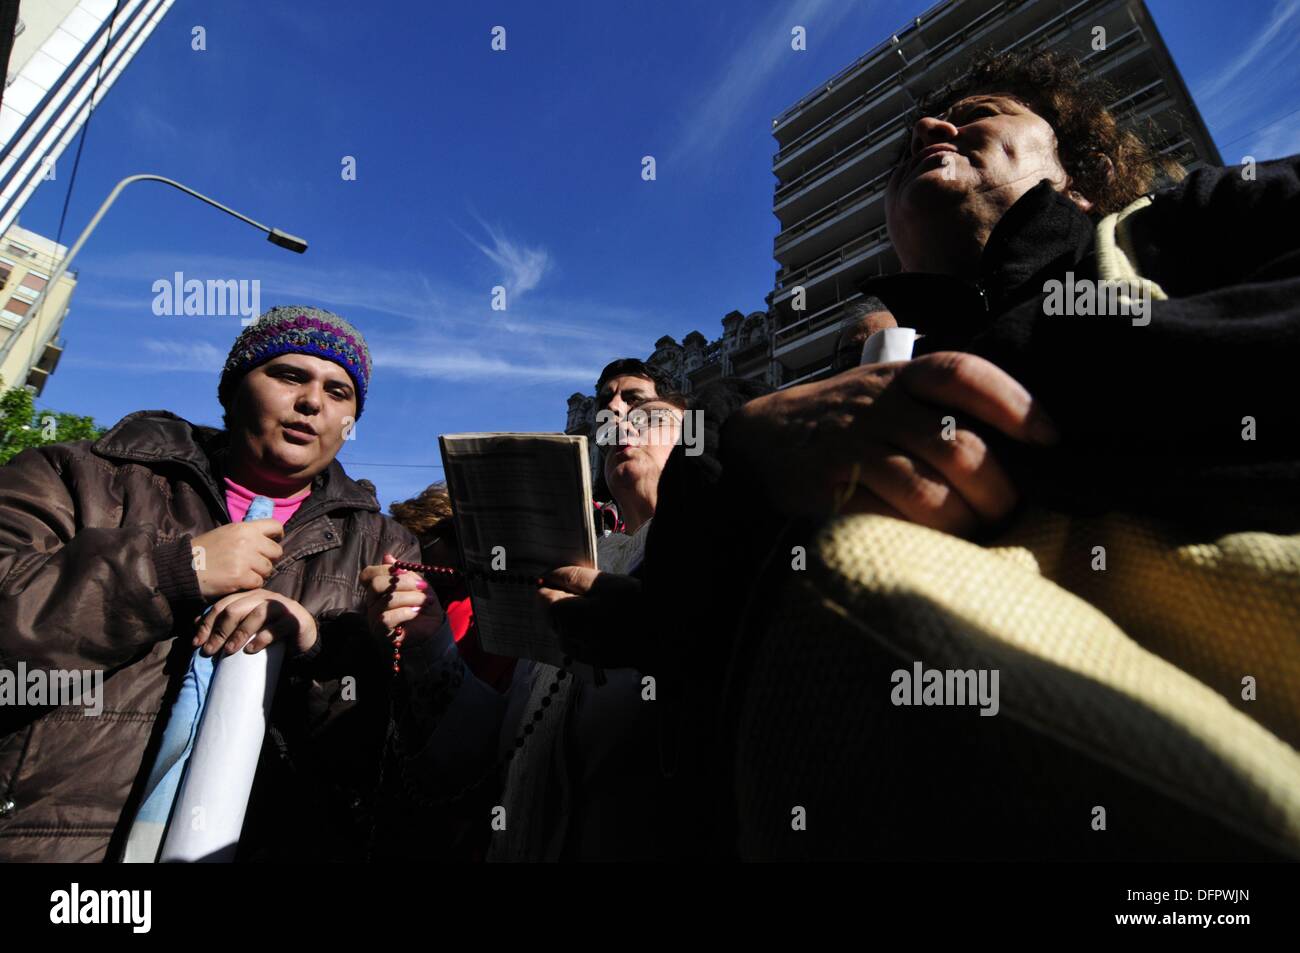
595;405;683;448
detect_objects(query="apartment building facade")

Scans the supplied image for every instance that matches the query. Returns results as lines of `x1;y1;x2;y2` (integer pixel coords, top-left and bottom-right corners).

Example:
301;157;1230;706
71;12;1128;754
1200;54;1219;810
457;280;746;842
0;222;75;396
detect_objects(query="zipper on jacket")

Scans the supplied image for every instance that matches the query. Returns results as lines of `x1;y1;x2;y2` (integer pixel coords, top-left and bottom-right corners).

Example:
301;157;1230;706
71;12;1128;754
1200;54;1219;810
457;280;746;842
1;724;36;819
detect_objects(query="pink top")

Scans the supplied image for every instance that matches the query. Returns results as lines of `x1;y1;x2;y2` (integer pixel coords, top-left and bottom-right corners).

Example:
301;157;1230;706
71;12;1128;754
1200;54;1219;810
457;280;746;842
223;476;311;525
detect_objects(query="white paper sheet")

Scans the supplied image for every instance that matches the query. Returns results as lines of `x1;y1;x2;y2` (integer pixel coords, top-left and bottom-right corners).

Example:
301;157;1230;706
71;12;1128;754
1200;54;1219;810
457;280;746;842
860;326;917;364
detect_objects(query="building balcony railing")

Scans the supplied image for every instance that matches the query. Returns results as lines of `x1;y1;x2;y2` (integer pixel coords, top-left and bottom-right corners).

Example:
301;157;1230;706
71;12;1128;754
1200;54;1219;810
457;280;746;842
986;0;1112;65
775;118;907;206
775;222;891;293
773;27;914;132
775;0;1138;154
775;166;893;251
774;292;865;348
772;0;1007;133
774;0;1019;159
1156;136;1193;159
35;338;62;374
1079;24;1145;72
891;0;1015;85
779;361;834;390
774;71;906;166
1109;78;1166;120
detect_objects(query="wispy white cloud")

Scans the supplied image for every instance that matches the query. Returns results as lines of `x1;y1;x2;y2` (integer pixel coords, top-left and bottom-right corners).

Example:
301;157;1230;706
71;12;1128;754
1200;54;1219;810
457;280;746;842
671;0;858;163
1196;0;1300;104
370;344;598;384
1194;0;1300;157
63;338;225;374
72;244;655;389
141;338;225;371
77;251;444;324
462;220;550;299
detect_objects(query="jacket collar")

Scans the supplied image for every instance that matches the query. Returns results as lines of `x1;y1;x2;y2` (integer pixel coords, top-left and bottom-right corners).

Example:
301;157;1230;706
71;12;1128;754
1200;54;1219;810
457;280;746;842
861;180;1096;350
92;410;379;521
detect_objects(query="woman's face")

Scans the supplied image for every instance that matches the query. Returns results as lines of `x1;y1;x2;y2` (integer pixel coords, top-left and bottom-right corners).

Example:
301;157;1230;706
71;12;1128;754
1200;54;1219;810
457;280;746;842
227;352;357;491
601;399;683;504
884;93;1079;270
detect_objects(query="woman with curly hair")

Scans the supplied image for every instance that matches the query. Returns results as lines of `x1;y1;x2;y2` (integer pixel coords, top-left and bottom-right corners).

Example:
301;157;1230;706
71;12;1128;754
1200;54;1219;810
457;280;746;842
730;47;1299;534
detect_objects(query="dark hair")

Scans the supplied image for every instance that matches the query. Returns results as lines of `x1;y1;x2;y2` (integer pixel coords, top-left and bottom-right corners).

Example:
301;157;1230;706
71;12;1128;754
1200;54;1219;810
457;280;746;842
909;48;1181;216
594;358;683;410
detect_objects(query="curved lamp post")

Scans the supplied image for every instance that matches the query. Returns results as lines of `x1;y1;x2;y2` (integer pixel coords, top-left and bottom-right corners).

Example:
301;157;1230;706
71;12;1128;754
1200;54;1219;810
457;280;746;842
0;173;308;372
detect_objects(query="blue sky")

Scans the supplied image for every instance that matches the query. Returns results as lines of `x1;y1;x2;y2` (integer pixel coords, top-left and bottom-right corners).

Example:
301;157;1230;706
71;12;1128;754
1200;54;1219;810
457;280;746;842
15;0;1300;508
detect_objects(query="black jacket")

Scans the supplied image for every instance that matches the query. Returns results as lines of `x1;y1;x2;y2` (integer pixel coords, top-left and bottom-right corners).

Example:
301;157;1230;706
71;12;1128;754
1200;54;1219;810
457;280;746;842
861;156;1300;533
643;157;1300;859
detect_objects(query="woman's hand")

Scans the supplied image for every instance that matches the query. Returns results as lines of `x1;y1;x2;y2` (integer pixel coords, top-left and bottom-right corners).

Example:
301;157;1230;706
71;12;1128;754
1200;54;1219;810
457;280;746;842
359;553;430;637
725;351;1058;536
192;590;317;657
538;567;651;669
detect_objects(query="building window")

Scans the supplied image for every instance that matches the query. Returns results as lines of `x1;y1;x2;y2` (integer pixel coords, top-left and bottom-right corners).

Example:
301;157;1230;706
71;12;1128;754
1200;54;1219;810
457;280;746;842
3;298;31;317
20;272;46;292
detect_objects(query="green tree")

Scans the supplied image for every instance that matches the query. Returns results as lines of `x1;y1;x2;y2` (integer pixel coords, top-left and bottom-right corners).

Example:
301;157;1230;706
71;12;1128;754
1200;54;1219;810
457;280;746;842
0;377;105;466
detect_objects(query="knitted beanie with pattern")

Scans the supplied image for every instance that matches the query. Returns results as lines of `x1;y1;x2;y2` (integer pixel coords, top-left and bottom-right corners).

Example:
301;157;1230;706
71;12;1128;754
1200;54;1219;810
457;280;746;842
218;305;372;418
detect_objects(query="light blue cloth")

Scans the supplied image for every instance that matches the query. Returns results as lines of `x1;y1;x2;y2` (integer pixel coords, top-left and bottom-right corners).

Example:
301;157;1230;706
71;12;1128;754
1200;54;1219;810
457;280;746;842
122;495;274;862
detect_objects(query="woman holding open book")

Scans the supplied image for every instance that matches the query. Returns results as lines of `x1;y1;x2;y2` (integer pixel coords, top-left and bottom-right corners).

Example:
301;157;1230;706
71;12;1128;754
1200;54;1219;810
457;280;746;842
488;373;690;861
362;359;703;860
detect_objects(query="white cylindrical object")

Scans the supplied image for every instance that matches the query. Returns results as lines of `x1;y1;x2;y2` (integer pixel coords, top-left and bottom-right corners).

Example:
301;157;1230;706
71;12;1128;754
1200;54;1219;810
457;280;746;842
860;326;917;365
158;642;284;862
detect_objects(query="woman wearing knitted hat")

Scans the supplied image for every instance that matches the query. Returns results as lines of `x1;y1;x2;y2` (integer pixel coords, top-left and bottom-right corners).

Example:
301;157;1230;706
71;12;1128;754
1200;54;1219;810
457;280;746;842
0;305;449;862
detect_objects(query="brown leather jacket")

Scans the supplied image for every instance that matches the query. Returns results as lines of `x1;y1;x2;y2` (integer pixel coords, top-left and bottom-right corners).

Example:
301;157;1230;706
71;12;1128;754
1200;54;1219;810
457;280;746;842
0;410;421;861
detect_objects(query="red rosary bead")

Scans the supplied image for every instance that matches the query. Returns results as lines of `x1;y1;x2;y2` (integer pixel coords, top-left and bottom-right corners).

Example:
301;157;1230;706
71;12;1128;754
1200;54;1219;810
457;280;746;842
382;560;459;674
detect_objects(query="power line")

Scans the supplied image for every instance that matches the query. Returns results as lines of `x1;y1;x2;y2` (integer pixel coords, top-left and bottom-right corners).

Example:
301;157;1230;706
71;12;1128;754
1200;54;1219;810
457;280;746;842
337;458;444;469
1218;103;1300;151
53;0;122;248
28;1;123;371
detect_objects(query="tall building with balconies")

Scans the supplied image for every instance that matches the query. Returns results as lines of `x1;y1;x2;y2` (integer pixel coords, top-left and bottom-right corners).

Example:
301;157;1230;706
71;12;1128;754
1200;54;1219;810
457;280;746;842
768;0;1221;389
0;222;76;395
1;0;175;237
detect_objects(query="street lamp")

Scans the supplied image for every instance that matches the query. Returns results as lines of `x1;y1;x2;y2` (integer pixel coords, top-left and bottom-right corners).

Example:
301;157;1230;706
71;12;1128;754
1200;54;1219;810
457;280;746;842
0;173;309;372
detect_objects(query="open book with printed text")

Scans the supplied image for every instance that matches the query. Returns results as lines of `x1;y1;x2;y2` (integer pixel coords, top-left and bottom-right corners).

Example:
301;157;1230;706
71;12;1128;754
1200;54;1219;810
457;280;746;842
439;432;597;666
